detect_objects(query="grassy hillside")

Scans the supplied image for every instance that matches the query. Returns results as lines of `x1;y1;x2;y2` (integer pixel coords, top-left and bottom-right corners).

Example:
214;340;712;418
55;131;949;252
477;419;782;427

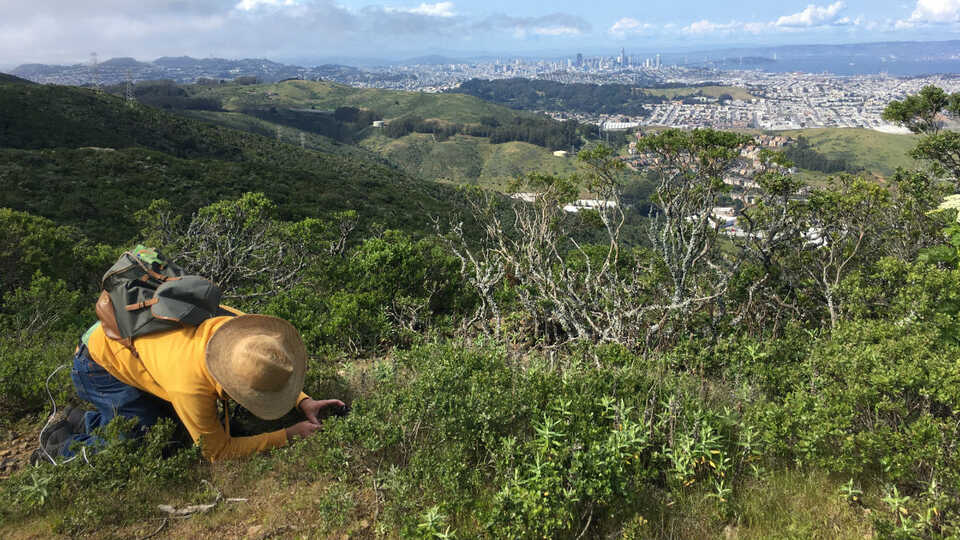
202;80;536;124
361;133;578;189
645;85;755;101
782;128;918;178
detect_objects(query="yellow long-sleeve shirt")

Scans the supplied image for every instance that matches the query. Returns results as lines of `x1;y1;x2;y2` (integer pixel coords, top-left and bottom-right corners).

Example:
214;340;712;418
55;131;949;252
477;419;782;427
85;316;309;462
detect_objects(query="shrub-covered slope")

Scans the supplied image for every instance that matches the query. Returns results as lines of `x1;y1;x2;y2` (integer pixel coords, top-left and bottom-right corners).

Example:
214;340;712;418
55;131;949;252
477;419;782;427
0;82;466;240
0;73;33;85
4;85;960;540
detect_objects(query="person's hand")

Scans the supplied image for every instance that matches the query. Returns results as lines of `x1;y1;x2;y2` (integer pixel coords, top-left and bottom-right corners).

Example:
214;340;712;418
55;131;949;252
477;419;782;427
299;398;346;425
285;420;321;440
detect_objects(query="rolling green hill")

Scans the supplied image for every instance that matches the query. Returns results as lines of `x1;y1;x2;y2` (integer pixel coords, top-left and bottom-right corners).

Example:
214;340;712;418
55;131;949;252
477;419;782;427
0;81;468;241
180;109;386;163
361;133;578;189
645;85;755;101
201;80;537;124
781;128;918;178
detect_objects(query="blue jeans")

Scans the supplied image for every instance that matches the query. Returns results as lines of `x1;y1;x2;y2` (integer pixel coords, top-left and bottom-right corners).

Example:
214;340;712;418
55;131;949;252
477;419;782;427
62;344;175;458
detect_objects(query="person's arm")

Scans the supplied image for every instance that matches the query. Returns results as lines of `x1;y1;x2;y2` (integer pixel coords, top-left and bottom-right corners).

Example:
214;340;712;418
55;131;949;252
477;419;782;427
171;393;295;462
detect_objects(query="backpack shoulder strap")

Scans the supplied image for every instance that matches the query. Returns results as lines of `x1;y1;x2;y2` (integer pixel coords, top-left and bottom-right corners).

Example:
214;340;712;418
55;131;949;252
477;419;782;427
95;290;140;358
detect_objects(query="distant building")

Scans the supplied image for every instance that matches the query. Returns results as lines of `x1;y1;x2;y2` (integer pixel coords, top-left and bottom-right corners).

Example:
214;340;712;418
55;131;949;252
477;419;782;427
372;120;386;128
602;121;640;131
511;192;538;203
553;150;569;157
563;199;618;213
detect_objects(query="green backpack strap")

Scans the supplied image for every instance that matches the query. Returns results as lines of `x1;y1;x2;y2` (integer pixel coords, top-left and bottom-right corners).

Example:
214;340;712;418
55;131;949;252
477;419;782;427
81;322;101;346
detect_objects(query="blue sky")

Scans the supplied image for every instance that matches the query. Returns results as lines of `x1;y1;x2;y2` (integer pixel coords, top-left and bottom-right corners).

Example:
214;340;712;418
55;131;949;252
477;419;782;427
1;0;958;67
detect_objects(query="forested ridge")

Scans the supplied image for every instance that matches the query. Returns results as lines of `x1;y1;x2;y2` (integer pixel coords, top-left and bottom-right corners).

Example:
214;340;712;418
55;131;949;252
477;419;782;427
451;77;665;115
3;81;960;539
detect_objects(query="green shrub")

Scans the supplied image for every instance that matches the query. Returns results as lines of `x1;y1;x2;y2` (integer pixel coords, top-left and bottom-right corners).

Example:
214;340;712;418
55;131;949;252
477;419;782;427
0;273;89;420
762;319;960;494
841;258;960;343
266;230;474;355
0;209;91;294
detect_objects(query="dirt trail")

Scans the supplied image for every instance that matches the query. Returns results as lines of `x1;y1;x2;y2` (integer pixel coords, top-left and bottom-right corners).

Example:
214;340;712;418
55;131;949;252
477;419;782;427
0;427;38;480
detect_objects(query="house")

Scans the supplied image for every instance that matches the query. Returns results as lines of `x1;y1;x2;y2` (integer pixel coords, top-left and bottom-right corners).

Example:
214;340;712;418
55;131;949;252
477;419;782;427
562;199;617;213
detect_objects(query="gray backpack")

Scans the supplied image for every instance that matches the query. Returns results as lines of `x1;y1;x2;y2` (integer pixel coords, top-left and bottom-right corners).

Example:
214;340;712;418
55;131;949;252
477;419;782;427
95;245;229;357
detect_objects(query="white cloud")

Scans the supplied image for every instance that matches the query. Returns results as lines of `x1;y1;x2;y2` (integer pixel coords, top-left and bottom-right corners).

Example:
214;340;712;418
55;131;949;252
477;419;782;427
234;0;297;12
403;2;456;18
682;19;739;34
532;25;582;36
742;21;774;33
475;13;591;39
671;2;857;37
904;0;960;24
775;2;846;27
608;17;656;37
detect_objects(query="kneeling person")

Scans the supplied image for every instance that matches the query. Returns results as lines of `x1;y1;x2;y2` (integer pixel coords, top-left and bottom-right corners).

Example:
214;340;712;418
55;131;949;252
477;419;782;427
45;314;342;462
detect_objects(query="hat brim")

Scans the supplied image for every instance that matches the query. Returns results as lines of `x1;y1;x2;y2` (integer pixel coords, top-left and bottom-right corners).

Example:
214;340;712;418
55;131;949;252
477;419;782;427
205;315;307;420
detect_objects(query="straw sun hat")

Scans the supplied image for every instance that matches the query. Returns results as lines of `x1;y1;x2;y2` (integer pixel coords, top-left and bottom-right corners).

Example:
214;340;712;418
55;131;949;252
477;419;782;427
205;315;307;420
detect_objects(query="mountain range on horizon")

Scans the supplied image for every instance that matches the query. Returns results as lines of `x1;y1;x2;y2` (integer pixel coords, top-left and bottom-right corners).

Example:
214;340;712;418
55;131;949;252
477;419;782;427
7;38;960;74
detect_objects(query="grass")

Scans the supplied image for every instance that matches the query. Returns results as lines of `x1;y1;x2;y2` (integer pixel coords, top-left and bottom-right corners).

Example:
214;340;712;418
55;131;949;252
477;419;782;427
644;86;756;101
731;471;875;540
781;128;919;178
361;132;579;190
202;80;537;124
0;454;878;539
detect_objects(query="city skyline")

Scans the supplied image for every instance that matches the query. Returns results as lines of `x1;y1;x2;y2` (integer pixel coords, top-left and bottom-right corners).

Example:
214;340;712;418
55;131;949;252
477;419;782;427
1;1;960;69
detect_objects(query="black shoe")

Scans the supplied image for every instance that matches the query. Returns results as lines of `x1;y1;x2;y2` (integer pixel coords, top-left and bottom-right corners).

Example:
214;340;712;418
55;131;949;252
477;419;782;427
34;420;74;464
64;406;87;434
29;447;59;466
39;419;71;449
29;447;47;466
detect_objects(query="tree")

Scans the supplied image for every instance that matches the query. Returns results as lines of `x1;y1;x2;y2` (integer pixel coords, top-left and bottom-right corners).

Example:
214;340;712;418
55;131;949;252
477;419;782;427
727;153;809;333
800;175;891;328
912;131;960;183
136;193;356;305
638;129;751;326
882;85;958;135
884;85;960;188
447;132;755;352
